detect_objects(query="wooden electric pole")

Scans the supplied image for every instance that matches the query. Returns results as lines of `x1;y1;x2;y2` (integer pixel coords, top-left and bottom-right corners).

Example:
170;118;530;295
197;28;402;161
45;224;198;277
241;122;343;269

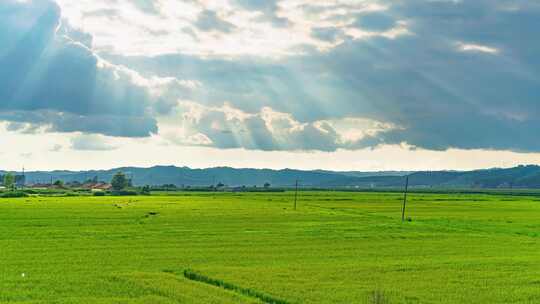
401;176;409;221
22;166;25;190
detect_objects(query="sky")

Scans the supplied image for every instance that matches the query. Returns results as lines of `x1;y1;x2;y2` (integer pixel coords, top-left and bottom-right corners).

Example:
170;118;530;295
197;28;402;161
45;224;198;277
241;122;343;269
1;0;540;172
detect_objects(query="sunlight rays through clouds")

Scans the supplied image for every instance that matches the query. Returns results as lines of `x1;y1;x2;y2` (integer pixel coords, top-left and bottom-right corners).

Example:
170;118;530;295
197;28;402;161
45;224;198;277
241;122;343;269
1;0;540;170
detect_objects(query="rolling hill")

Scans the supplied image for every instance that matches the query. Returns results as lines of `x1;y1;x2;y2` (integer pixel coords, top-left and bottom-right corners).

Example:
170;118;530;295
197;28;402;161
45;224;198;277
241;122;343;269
2;165;540;189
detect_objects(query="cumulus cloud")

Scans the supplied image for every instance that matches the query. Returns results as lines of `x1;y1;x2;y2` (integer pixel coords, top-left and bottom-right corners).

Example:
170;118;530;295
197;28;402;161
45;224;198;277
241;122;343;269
70;134;118;151
234;0;290;27
106;0;540;153
49;144;63;152
4;0;540;155
57;0;396;57
129;0;160;14
457;42;499;54
194;10;236;33
163;102;395;152
0;0;190;138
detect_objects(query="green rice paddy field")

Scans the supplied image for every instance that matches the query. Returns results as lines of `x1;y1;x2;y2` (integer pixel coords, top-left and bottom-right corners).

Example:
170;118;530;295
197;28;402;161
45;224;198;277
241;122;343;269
1;191;540;303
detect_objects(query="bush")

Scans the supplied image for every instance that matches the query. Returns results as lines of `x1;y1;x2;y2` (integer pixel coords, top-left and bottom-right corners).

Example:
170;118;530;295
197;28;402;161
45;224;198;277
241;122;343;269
26;188;67;195
141;185;151;195
93;191;106;196
110;190;138;196
1;191;29;198
64;192;80;197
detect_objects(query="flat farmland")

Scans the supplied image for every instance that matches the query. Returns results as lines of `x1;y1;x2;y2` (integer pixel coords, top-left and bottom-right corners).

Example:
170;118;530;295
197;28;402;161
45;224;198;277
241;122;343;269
1;191;540;303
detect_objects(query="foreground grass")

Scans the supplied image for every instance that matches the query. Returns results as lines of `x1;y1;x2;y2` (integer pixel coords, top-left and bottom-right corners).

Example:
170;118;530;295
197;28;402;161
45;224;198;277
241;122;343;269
1;192;540;303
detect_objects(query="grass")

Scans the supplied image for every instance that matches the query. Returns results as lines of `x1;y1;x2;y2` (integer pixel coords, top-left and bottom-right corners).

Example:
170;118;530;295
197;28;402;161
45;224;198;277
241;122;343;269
1;191;540;303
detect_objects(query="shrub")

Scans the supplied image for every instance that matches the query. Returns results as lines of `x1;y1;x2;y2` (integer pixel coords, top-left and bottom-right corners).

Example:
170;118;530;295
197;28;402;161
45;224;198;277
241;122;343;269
110;190;138;196
141;185;151;195
1;191;29;198
93;191;106;197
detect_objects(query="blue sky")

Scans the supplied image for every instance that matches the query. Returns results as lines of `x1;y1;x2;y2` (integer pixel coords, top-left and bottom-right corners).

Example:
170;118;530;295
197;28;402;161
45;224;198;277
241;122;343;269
1;0;540;171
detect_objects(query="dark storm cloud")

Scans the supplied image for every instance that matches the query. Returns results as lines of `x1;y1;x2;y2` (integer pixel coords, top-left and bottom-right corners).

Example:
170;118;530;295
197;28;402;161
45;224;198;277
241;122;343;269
104;0;540;152
70;134;118;151
353;12;396;31
311;27;344;42
341;0;540;151
0;0;158;137
0;110;157;138
6;0;540;152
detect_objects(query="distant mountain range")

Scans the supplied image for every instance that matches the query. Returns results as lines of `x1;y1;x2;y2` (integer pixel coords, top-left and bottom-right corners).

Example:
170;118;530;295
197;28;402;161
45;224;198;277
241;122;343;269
2;165;540;189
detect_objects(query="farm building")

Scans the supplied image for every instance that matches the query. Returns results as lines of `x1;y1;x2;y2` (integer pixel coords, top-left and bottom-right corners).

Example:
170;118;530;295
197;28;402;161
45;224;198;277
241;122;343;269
82;182;113;191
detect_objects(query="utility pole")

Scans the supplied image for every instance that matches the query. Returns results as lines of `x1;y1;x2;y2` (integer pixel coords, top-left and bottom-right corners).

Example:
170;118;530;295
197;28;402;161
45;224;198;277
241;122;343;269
401;176;409;222
294;179;299;210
